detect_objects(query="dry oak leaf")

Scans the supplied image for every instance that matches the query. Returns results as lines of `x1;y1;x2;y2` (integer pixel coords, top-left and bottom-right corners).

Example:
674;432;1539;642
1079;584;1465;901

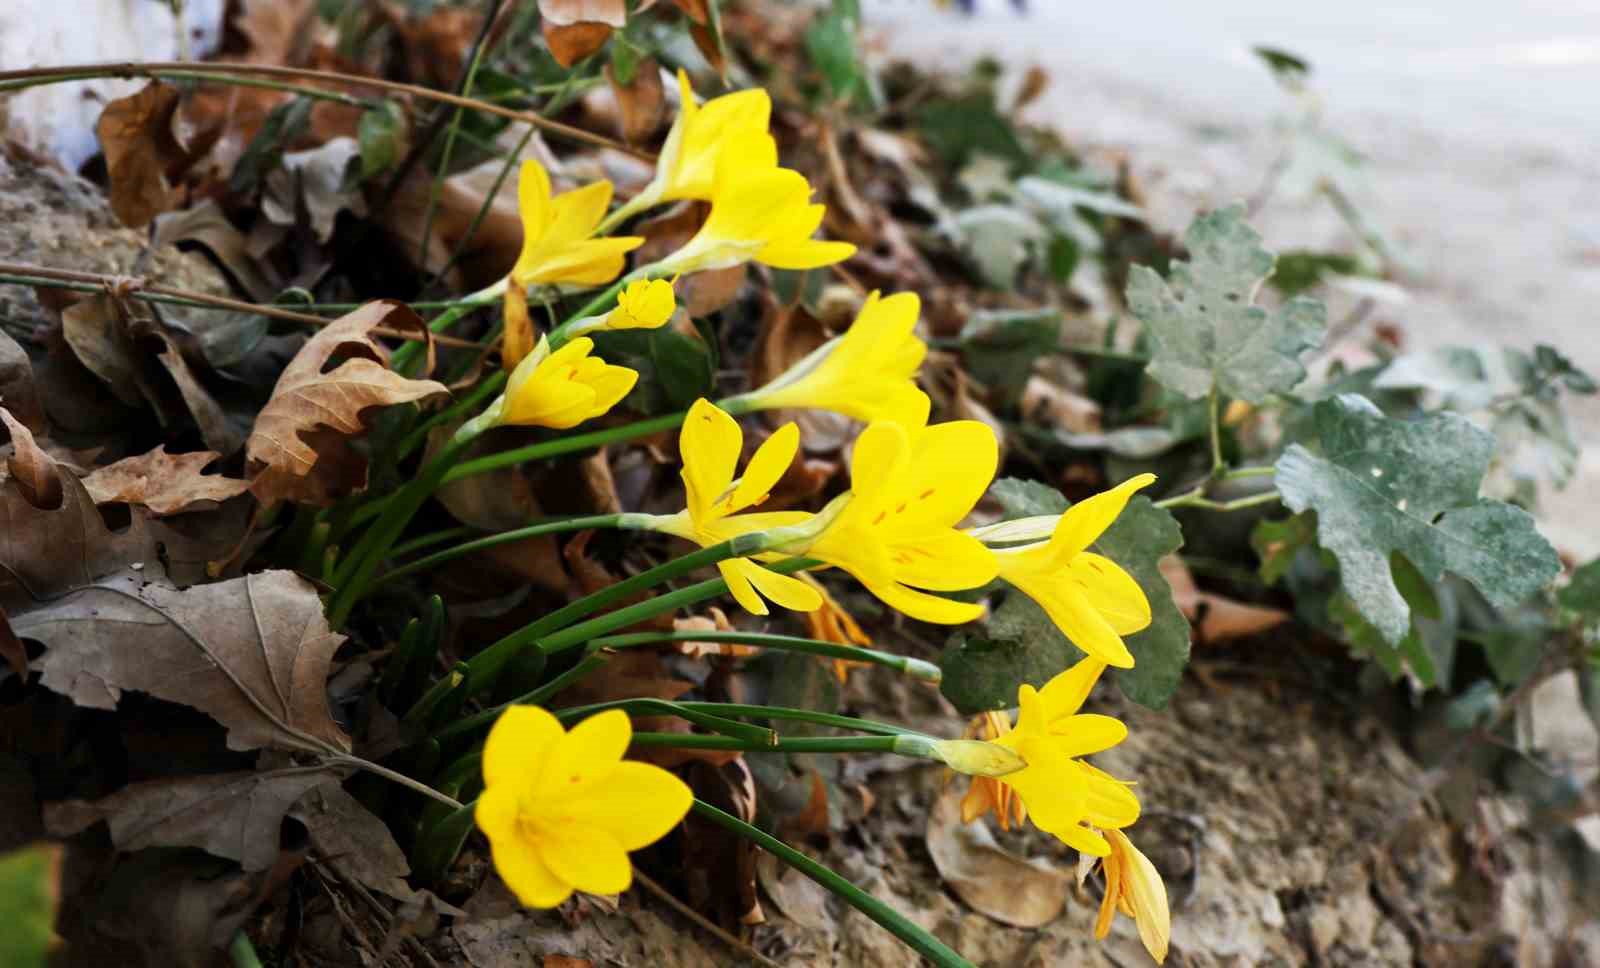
0;328;46;433
925;786;1068;928
45;764;345;871
97;81;192;228
82;446;252;516
543;20;615;68
0;406;62;510
246;300;447;506
290;782;414;900
1159;555;1289;642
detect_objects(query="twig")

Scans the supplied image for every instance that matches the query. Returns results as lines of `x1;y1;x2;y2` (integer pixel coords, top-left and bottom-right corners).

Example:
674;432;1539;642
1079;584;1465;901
0;61;652;161
631;867;783;968
0;261;479;348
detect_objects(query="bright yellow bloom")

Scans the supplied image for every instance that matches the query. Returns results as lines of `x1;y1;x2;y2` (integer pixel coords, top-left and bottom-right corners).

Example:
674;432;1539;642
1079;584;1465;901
650;399;823;616
469;336;635;432
958;711;1027;831
807;419;998;624
644;148;856;277
512;159;643;288
475;707;692;908
606;278;678;330
735;291;930;428
631;71;776;214
799;573;873;682
1093;827;1172;964
982;474;1157;668
985;656;1140;857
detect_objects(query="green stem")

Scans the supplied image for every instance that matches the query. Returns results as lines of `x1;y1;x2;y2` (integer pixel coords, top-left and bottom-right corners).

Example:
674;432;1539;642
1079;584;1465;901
445;411;688;483
374;514;626;589
463;535;778;696
632;733;896;753
1207;386;1225;477
1156;488;1281;513
327;433;480;626
1224;465;1277;480
390;525;480;560
397;370;506;457
554;700;775;744
591;630;941;682
433;653;610;740
229;933;264;968
390;284;505;376
690;801;976;968
666;701;920;737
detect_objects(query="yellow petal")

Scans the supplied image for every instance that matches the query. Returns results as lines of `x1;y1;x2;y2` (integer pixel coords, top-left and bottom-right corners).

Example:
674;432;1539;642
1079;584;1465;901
1069;553;1152;635
545;179;613;246
516;159;552;245
718;558;771;616
729;422;797;512
479;790;575;908
739;561;824;612
482;706;563;792
534;823;632;896
864;579;984;625
520;237;642;287
610;278;677;329
680;399;742;524
1007;575;1136;668
757;238;858;270
884;530;998;592
1094;839;1123;939
1001;737;1087;836
1046;713;1128;757
566;760;693;850
1079;763;1141;828
1118;830;1172;962
1054;820;1112;857
1035;656;1109;721
1050;473;1157;560
535;708;630;800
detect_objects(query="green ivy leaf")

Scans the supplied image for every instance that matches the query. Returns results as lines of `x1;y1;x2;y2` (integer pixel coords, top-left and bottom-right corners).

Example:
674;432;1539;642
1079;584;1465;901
939;621;1074;714
1275;394;1561;645
989;477;1069;518
0;844;60;968
1096;497;1189;707
1559;558;1600;617
1126;204;1327;403
593;328;713;412
1251;511;1317;585
958;309;1061;404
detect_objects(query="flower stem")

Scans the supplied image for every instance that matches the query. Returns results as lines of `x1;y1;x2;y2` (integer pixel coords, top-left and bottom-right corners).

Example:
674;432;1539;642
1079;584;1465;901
1208;385;1226;477
432;654;610;740
689;801;977;968
326;433;480;627
632;733;896;753
590;630;941;682
373;513;627;589
1155;487;1281;513
229;933;264;968
665;702;921;737
443;411;690;483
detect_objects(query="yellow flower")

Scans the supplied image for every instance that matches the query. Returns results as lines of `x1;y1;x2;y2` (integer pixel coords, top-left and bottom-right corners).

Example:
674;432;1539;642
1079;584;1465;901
807;419;998;624
606;278;678;330
981;474;1157;669
644;148;856;277
650;399;823;616
512;159;643;288
1093;827;1172;964
468;336;636;434
983;656;1140;857
475;707;692;908
958;711;1027;831
799;573;873;682
734;291;930;428
614;71;776;223
501;281;536;372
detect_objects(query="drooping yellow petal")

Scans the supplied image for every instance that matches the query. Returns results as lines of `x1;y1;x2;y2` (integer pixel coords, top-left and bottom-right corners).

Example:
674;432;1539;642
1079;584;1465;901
1068;553;1152;635
1049;473;1157;560
565;762;693;851
482;705;563;792
718;558;771;616
1046;714;1128;758
534;823;632;896
739;560;824;612
1120;831;1172;963
867;580;985;625
1035;656;1109;721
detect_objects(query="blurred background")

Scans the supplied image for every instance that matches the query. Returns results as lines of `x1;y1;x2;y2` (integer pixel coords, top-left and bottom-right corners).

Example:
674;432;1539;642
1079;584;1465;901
869;0;1600;555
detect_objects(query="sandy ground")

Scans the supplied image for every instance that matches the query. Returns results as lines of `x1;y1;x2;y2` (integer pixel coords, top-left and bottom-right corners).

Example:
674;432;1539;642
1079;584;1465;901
864;0;1600;559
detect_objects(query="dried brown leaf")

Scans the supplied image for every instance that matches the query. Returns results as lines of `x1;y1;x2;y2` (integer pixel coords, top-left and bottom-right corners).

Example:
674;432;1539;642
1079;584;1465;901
45;765;342;871
924;786;1067;928
152;199;279;302
606;57;665;145
153;331;246;455
542;21;615;68
235;0;322;67
0;406;62;510
96;82;190;228
81;447;251;516
291;783;414;900
0;329;46;433
246;301;447;506
1160;555;1290;642
61;292;144;406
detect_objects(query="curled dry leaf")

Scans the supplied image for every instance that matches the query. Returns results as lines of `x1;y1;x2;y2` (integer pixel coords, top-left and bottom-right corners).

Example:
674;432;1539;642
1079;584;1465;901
543;20;615;69
924;786;1068;928
96;81;190;228
246;301;447;506
152;199;279;302
45;764;344;871
606;57;666;145
61;292;145;407
755;850;832;932
81;446;251;516
0;406;62;510
1159;555;1289;642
